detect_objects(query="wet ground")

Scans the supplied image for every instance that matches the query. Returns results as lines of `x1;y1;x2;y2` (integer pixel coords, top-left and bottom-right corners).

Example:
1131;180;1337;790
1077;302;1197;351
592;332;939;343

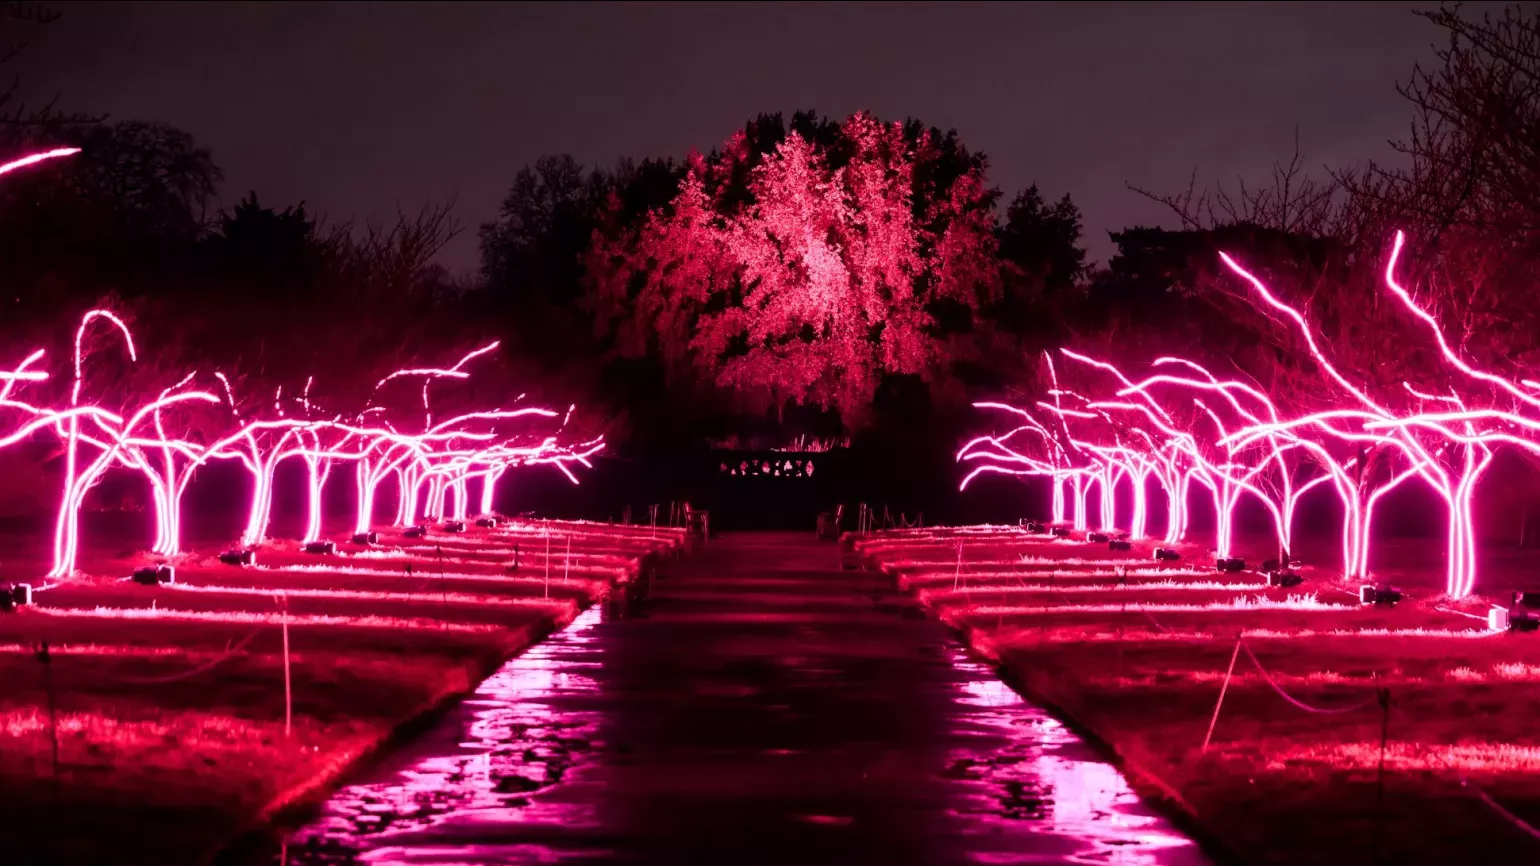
258;532;1210;865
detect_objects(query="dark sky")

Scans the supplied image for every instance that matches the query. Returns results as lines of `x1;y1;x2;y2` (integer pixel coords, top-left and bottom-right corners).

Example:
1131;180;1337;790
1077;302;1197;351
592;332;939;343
16;2;1479;272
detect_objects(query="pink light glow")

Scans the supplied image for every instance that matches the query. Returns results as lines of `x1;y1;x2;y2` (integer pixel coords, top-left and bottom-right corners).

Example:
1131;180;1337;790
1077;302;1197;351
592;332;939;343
0;310;599;573
961;232;1521;598
0;147;79;178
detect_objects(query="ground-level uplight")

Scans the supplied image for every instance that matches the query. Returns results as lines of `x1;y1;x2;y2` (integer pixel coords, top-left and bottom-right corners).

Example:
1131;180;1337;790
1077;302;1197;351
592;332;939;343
1216;557;1246;573
1154;547;1181;562
442;521;466;533
132;565;175;585
0;583;32;611
1358;585;1403;606
350;531;379;546
475;517;498;529
1504;592;1540;632
1108;539;1132;552
301;541;336;555
403;525;428;538
218;549;256;566
1267;569;1304;588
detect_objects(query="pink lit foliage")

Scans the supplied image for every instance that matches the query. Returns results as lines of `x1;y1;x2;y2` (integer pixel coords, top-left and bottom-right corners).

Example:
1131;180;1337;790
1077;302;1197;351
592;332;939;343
961;231;1534;598
591;113;998;425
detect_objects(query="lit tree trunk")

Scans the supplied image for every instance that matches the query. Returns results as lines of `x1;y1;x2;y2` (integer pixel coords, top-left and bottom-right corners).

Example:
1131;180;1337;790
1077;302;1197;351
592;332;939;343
49;452;115;577
301;456;330;544
395;466;420;526
353;460;377;535
1098;464;1117;532
1127;468;1150;540
1070;475;1089;531
480;465;506;516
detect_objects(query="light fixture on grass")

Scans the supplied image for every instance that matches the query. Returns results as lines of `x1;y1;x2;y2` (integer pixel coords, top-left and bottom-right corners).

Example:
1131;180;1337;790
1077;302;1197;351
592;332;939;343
475;517;498;529
1051;527;1071;538
442;521;466;533
1506;593;1540;632
1359;585;1402;606
301;540;336;555
0;583;30;611
1087;532;1110;543
1108;539;1132;552
132;565;175;585
350;531;379;545
403;525;428;539
1267;569;1303;588
1153;548;1181;562
218;549;255;566
1215;557;1246;573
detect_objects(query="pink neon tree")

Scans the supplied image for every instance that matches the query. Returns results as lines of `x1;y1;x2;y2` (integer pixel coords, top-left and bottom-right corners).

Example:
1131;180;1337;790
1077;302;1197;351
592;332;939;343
958;230;1522;598
1219;235;1509;596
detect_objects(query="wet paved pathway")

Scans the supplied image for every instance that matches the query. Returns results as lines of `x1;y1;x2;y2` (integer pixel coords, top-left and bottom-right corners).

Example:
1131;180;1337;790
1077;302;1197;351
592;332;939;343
270;532;1210;864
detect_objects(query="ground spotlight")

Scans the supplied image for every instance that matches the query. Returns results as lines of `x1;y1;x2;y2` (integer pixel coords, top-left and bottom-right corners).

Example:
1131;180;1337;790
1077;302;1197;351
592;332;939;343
1023;520;1046;534
1266;569;1303;588
403;525;428;538
132;565;175;585
1051;527;1071;538
1087;532;1110;543
0;582;31;611
350;531;379;546
218;549;256;566
475;517;498;529
301;540;336;555
1108;539;1132;552
1505;592;1540;632
1153;548;1181;562
1358;584;1402;606
442;521;466;533
1215;557;1246;573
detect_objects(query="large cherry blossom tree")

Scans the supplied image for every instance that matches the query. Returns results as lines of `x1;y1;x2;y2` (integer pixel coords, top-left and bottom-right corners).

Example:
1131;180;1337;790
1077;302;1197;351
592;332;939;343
589;112;999;428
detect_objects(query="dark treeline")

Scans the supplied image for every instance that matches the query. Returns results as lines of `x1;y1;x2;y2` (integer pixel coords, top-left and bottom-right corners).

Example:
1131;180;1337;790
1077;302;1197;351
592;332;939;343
6;4;1540;521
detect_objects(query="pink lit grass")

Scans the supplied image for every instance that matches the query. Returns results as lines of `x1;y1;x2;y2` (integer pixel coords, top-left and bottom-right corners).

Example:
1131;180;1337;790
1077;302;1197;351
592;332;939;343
866;531;1540;864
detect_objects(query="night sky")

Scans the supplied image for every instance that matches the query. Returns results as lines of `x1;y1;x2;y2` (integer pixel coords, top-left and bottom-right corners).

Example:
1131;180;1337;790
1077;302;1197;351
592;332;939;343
16;2;1480;271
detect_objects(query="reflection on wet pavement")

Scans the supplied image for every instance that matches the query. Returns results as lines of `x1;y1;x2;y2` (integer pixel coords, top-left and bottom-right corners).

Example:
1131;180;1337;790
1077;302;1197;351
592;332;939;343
268;533;1208;865
946;648;1204;864
276;605;607;864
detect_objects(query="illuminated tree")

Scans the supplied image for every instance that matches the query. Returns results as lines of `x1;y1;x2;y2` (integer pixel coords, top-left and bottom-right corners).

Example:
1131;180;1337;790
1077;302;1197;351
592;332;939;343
590;112;999;428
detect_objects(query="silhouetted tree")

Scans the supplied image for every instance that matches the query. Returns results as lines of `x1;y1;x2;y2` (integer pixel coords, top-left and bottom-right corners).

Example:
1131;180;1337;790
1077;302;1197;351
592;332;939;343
0;120;220;312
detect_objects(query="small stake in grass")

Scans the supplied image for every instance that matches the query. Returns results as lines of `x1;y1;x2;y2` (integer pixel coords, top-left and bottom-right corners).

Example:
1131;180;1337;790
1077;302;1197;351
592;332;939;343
1374;687;1391;863
435;544;450;625
279;594;292;739
35;641;58;782
1202;637;1243;753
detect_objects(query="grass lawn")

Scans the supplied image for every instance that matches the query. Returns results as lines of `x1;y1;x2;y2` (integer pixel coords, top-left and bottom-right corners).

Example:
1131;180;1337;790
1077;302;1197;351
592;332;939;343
0;518;685;866
851;524;1540;865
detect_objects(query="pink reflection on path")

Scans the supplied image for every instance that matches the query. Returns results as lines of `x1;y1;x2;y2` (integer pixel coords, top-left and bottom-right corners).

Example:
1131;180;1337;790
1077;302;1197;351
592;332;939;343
280;605;606;864
945;646;1208;865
